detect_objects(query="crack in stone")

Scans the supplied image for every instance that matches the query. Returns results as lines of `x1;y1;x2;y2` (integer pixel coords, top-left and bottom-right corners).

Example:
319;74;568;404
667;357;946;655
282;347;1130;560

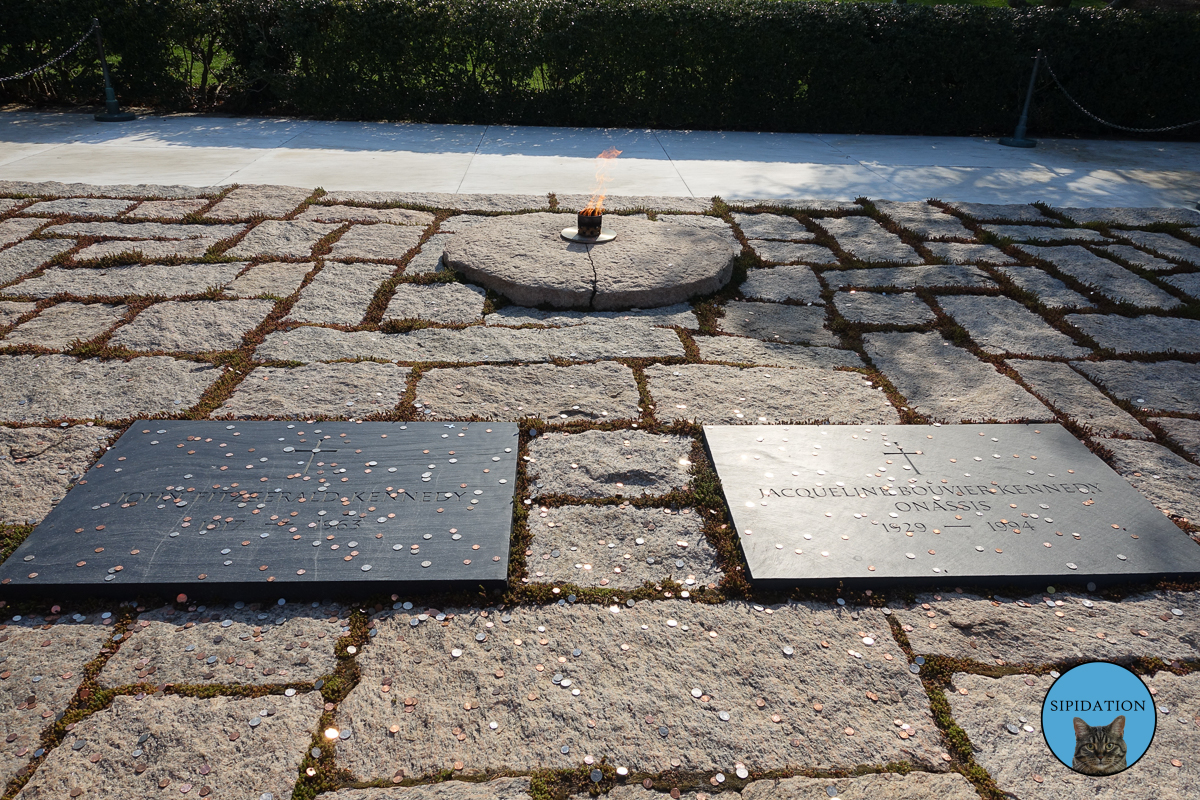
584;243;599;310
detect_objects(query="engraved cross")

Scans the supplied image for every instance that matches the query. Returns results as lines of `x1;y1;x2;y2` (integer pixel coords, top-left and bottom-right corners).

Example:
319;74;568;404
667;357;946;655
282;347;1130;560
883;440;923;475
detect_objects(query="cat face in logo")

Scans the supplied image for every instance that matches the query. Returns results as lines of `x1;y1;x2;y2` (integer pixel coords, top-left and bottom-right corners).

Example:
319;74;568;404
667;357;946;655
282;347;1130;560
1072;715;1127;775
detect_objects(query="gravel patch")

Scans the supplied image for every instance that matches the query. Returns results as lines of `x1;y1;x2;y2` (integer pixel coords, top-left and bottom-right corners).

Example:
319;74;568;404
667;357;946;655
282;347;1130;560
872;200;972;240
122;199;207;220
3;302;127;350
0;302;35;327
993;265;1094;309
833;292;935;326
924;242;1015;264
1076;360;1200;415
1157;418;1200;460
937;295;1088;357
1065;314;1200;355
1099;244;1177;271
21;199;135;218
825;265;995;290
731;213;814;242
404;234;451;274
816;217;921;263
1018;245;1181;308
110;299;274;353
74;239;217;262
225;262;311;298
205;184;312;221
384;283;487;325
286;262;395;326
226;220;339;259
1116;231;1200;266
944;202;1049;222
1057;206;1200;226
695;337;863;369
1105;438;1200;523
10;262;245;299
718;302;837;346
1009;360;1151;439
1163;272;1200;299
484;304;697;329
0;240;76;285
297;205;434;226
739;266;823;303
0;219;47;246
328;224;425;261
983;225;1108;243
0;425;111;524
527;430;691;498
43;222;244;241
326;778;532;800
218;362;411;419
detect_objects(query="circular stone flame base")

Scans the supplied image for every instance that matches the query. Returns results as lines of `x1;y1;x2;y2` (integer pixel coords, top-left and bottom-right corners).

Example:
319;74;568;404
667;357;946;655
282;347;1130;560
561;227;616;243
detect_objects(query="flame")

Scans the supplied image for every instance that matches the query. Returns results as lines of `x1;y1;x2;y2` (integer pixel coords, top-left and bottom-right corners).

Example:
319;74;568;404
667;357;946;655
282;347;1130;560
581;147;623;216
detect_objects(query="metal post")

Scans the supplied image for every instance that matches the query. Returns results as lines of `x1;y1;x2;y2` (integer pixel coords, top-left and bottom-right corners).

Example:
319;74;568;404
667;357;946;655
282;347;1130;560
92;18;135;122
1000;50;1040;148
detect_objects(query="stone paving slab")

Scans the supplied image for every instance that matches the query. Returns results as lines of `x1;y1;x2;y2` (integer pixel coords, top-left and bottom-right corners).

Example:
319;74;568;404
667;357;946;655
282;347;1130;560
731;213;814;242
947;672;1198;800
1065;314;1200;355
738;772;980;800
0;424;111;524
335;600;941;779
873;200;972;240
527;430;691;499
322;191;548;212
718;302;837;346
816;217;921;264
328;224;425;261
226;220;339;259
286;261;394;326
327;778;532;800
1058;206;1200;226
645;364;898;425
43;221;244;241
225;262;311;298
1018;245;1181;308
833;292;935;326
205;184;312;221
526;506;721;589
1104;438;1200;523
484;304;697;329
15;691;322;800
9;262;246;299
0;181;214;200
556;195;710;213
297;205;435;226
74;238;217;262
745;240;833;265
1163;272;1200;299
1099;244;1177;272
384;283;487;325
218;362;411;419
924;242;1015;264
740;266;824;304
695;337;863;369
825;265;995;290
404;233;451;275
983;225;1107;243
863;332;1051;423
416;362;641;421
0;240;76;286
0;355;219;422
1117;231;1200;266
1076;360;1200;415
1008;360;1152;440
937;295;1088;357
0;199;23;214
728;198;860;212
0;301;35;327
122;199;208;220
993;265;1093;309
944;202;1049;223
0;219;47;246
99;604;344;687
1157;418;1200;460
438;216;493;234
110;299;274;353
2;302;127;350
21;198;135;218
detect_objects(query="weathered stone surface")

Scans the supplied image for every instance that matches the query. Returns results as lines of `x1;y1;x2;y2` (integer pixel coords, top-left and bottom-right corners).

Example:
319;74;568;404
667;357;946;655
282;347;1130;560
527;506;721;590
0;180;212;200
1009;360;1151;439
947;672;1198;800
0;355;219;421
416;362;641;421
0;618;110;787
557;195;710;213
645;364;898;425
74;238;217;262
384;283;487;325
731;213;813;242
1077;360;1200;415
286;261;394;326
327;778;532;800
445;214;735;311
825;265;995;290
219;362;410;419
1058;206;1200;226
16;692;322;800
983;224;1106;243
0;302;35;327
1163;272;1200;299
44;221;244;241
0;219;45;246
0;240;75;285
993;265;1094;309
329;224;425;261
873;200;972;240
99;603;344;687
257;322;685;364
1157;417;1200;460
335;601;940;779
833;292;935;326
738;772;980;800
405;233;451;274
11;263;246;299
21;198;135;218
925;242;1015;264
123;199;208;220
322;192;547;212
1065;314;1200;355
1105;438;1200;522
657;214;738;247
485;304;697;329
718;301;837;346
0;425;111;524
729;198;860;212
944;202;1048;222
111;299;273;353
746;240;837;265
438;216;493;234
225;262;311;298
815;217;920;263
1018;245;1181;308
205;184;312;220
695;337;863;369
226;220;338;259
739;266;823;303
937;295;1088;357
1117;231;1200;266
528;430;691;498
3;302;126;350
0;199;23;214
299;205;434;226
1099;244;1176;271
863;332;1051;423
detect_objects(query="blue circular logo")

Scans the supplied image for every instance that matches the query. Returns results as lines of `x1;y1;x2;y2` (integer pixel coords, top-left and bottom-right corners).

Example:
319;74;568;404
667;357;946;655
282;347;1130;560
1041;661;1156;775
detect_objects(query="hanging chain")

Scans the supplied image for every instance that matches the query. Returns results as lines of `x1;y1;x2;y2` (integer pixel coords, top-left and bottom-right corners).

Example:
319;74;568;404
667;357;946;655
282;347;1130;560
1041;53;1200;134
0;20;100;84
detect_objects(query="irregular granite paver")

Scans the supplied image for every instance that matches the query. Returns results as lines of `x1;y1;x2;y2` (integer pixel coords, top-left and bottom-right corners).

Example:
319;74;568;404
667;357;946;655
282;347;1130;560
415;362;641;421
1118;231;1200;266
0;181;212;200
718;301;837;346
205;184;312;221
731;213;814;241
286;262;394;326
0;199;23;214
15;692;322;800
0;355;219;421
21;198;135;218
44;222;244;241
944;202;1049;223
527;430;691;498
1065;314;1200;355
816;217;921;263
728;198;860;212
0;219;45;246
298;205;434;226
323;192;547;212
937;295;1088;357
983;225;1106;243
74;238;217;262
404;233;451;274
993;265;1094;309
1163;272;1200;299
825;265;995;290
1076;360;1200;415
99;604;343;687
863;332;1051;423
335;601;941;779
110;299;274;353
327;778;532;800
1099;244;1176;272
11;262;246;299
527;506;721;589
924;242;1015;264
873;200;971;240
0;425;111;524
225;262;311;298
739;266;823;303
218;362;411;419
947;672;1198;800
226;220;339;259
1104;438;1200;522
833;292;935;326
1018;245;1181;308
738;772;980;800
556;194;709;213
645;364;899;425
1157;418;1200;460
123;199;208;220
328;224;425;261
695;337;863;369
1058;206;1200;226
0;301;35;327
746;240;835;265
384;283;487;325
485;304;697;329
1008;360;1151;439
0;240;76;285
3;302;127;350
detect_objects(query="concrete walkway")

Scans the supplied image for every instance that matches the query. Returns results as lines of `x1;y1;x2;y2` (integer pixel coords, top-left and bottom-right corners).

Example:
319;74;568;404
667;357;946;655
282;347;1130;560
2;110;1198;207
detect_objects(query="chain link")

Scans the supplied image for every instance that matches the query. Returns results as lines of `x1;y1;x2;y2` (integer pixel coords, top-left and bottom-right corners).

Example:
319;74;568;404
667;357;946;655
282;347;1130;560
1042;53;1200;134
0;20;99;84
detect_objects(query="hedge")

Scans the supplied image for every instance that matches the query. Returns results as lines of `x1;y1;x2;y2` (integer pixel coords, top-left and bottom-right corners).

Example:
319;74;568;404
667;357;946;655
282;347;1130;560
2;1;1199;139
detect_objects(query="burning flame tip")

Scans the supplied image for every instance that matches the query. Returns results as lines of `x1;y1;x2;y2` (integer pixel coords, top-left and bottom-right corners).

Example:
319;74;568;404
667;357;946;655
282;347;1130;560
582;148;623;215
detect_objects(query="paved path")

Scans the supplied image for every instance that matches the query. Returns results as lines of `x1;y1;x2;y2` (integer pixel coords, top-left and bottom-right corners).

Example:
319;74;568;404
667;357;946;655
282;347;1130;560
0;182;1197;799
2;111;1199;207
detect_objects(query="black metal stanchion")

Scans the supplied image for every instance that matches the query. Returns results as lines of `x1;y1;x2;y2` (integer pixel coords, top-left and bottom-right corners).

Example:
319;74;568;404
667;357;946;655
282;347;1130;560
92;18;135;122
1000;50;1040;148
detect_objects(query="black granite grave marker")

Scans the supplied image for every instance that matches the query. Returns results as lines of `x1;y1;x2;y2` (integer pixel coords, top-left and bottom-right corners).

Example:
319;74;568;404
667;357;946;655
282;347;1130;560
704;423;1200;586
0;421;518;595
